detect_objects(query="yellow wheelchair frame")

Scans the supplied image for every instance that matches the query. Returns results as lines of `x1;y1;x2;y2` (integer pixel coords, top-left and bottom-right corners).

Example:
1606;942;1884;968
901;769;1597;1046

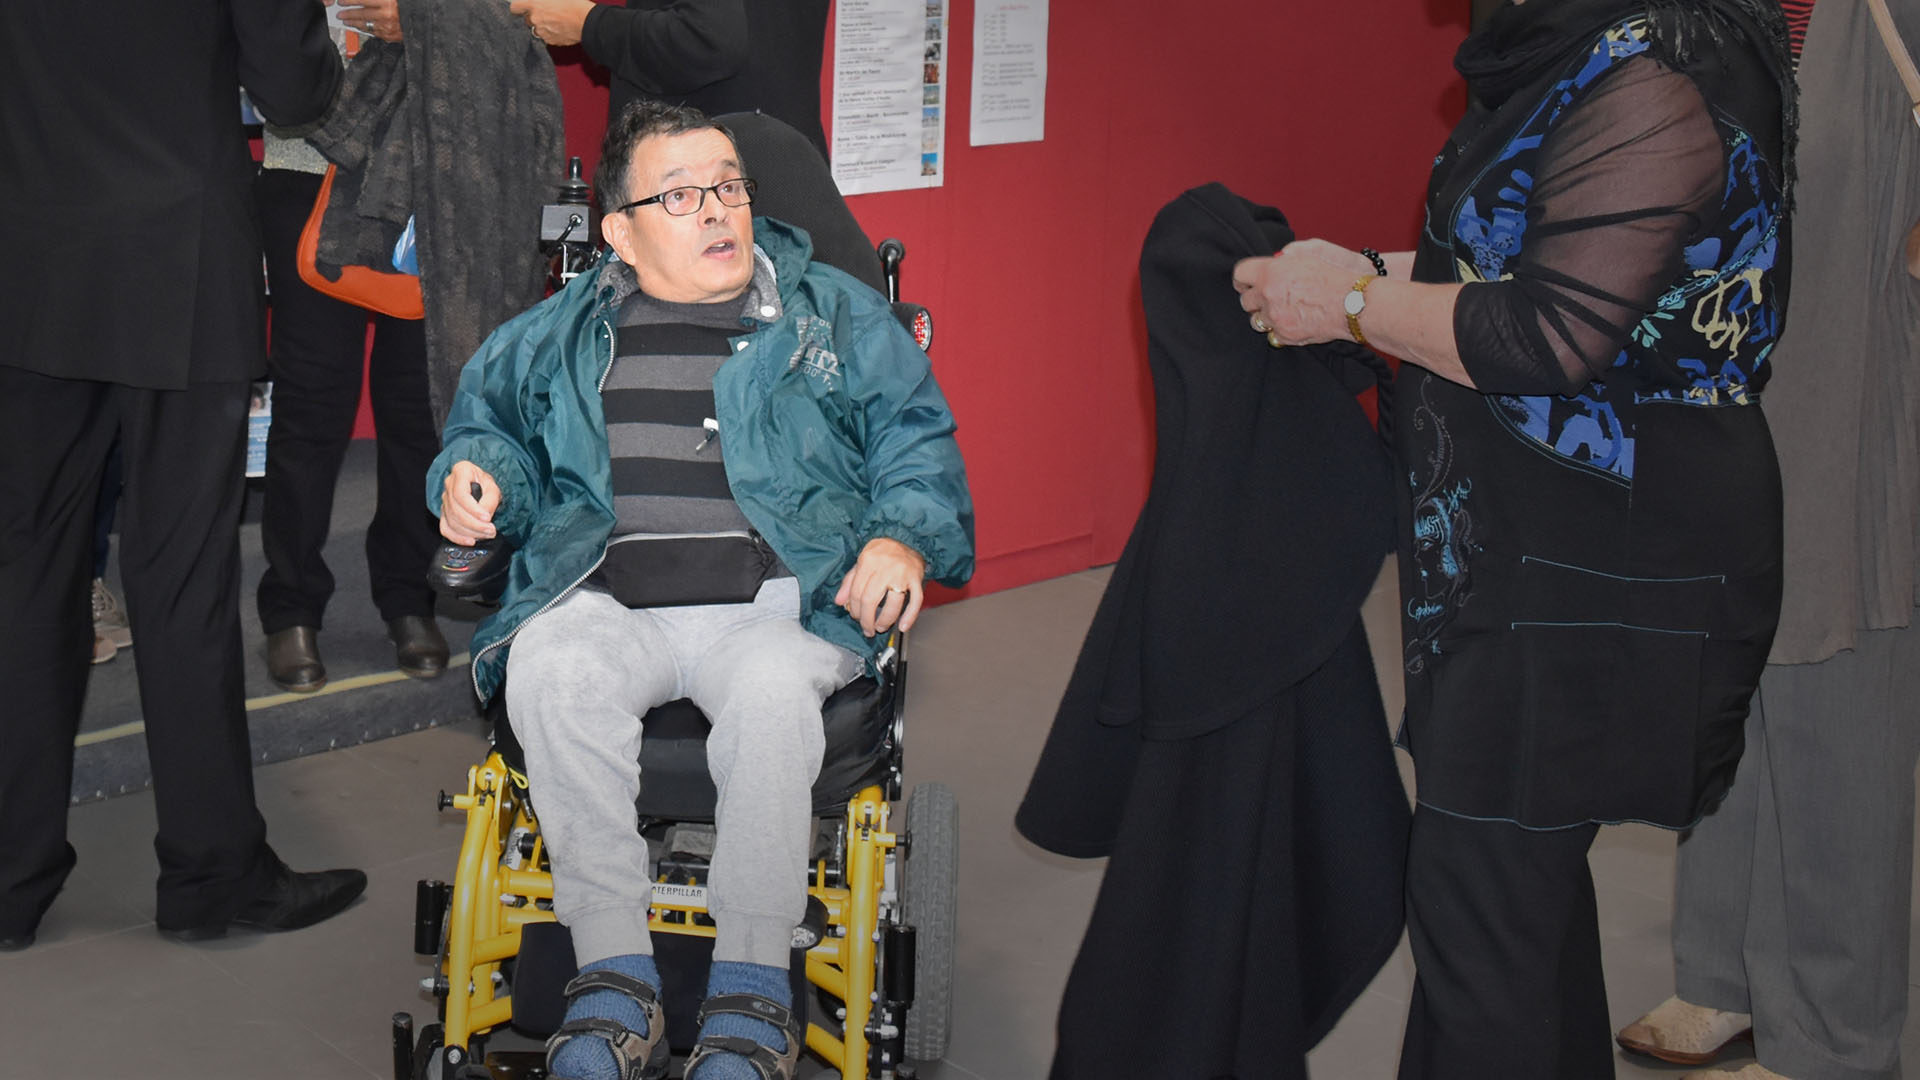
394;691;956;1080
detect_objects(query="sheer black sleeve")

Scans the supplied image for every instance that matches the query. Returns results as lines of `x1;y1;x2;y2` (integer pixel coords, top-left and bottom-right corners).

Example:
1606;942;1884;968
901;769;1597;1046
1454;55;1724;396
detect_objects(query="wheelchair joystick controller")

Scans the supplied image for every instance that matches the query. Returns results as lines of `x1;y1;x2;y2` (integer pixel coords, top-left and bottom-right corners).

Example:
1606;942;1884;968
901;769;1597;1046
427;482;514;605
540;155;596;292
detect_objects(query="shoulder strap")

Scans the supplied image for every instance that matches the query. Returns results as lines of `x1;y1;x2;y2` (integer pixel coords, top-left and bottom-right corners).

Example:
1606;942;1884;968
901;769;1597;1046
1866;0;1920;128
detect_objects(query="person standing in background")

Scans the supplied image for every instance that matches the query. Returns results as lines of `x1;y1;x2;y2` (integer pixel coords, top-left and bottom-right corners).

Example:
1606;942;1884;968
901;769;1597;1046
508;0;831;161
0;0;368;950
1616;2;1920;1076
257;0;450;694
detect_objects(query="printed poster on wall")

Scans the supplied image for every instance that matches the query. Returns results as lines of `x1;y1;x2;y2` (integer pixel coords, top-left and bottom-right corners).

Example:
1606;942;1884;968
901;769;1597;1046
832;0;947;195
969;0;1047;146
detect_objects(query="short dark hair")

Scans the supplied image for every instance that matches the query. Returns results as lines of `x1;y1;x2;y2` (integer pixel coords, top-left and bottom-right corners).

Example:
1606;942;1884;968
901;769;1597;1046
595;100;741;213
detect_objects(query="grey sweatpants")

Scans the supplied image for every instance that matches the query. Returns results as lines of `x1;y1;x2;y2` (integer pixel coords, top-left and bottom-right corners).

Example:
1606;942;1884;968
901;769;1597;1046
505;578;861;968
1674;622;1920;1080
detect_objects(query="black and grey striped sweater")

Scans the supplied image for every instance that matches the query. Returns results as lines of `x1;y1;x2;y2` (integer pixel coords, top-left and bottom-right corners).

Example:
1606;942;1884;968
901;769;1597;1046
592;260;791;598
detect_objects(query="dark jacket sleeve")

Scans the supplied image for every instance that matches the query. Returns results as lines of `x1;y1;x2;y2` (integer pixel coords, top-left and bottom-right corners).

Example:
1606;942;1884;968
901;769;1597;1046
841;294;975;589
580;0;749;96
231;0;343;126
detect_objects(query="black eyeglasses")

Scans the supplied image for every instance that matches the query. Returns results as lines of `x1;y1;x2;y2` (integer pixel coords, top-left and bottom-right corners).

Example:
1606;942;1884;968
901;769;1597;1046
613;178;757;217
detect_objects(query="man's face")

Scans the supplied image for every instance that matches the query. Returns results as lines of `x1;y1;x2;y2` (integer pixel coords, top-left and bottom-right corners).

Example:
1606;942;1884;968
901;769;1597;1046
601;128;755;304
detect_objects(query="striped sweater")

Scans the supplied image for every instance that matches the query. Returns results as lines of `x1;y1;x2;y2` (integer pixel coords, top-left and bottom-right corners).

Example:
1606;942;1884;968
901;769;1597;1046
592;257;791;599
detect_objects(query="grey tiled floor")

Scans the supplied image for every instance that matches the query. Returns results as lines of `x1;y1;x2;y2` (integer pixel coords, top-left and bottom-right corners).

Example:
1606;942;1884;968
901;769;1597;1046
4;561;1917;1078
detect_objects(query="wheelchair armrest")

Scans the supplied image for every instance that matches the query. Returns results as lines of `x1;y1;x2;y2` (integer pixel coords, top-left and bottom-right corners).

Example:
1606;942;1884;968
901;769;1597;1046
427;540;515;606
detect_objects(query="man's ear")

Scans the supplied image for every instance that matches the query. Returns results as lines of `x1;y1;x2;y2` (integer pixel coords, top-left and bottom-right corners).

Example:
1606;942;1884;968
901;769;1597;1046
601;209;633;265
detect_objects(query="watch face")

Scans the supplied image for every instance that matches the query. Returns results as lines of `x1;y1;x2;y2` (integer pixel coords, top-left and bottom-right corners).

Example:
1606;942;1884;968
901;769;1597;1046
1344;289;1366;316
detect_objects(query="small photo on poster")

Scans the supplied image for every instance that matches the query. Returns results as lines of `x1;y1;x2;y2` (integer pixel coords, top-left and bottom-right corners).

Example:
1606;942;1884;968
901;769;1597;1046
923;85;941;105
925;41;942;61
926;1;942;15
926;17;942;40
924;62;940;84
921;153;938;176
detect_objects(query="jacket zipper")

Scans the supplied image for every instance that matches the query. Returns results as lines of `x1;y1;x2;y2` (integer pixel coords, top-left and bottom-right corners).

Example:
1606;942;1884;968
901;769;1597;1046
604;529;756;545
468;314;622;700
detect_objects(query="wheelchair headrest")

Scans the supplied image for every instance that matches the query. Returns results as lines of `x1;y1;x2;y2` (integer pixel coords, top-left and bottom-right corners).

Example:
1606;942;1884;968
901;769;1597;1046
716;111;887;295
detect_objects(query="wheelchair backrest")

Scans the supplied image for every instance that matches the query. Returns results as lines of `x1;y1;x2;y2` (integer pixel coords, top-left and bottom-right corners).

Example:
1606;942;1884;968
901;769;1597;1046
716;111;888;296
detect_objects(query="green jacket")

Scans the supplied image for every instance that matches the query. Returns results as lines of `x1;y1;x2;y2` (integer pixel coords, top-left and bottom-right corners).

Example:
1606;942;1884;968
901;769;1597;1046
427;218;974;703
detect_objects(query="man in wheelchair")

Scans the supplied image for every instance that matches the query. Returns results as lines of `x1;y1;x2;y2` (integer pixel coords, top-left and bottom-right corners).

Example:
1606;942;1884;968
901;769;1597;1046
427;101;973;1080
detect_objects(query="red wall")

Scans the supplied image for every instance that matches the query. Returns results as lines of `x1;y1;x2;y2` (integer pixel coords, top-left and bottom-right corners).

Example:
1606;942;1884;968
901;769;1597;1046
358;0;1470;599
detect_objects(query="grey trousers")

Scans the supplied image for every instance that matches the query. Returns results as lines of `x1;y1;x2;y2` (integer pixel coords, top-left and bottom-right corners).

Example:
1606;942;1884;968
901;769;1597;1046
1675;623;1920;1080
505;578;861;969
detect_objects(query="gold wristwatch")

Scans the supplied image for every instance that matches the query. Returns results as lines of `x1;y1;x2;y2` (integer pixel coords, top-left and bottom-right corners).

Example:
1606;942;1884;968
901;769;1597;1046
1343;275;1377;347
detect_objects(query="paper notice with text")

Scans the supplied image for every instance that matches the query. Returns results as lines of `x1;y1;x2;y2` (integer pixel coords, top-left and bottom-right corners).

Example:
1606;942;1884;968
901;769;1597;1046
970;1;1048;146
832;0;948;195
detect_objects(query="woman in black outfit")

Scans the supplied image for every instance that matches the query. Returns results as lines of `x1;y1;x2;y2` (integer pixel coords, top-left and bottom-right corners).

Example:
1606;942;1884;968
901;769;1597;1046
1234;1;1797;1076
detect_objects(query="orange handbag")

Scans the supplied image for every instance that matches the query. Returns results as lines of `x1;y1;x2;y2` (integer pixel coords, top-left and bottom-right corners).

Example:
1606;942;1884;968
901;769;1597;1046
294;163;425;319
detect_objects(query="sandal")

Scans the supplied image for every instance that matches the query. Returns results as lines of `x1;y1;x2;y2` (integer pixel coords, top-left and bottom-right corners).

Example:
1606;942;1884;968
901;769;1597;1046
544;969;671;1080
682;993;805;1080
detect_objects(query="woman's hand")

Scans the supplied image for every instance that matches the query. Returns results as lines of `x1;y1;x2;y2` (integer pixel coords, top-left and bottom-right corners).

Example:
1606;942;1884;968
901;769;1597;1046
1232;240;1373;349
510;0;596;46
336;0;403;42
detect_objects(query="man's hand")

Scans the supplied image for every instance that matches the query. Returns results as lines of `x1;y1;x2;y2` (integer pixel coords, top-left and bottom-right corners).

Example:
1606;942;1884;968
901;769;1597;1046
510;0;595;46
336;0;403;42
835;538;928;638
439;462;502;546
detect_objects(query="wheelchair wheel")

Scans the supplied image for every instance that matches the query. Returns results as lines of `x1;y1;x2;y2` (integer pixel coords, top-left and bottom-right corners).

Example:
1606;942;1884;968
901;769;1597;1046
901;782;957;1061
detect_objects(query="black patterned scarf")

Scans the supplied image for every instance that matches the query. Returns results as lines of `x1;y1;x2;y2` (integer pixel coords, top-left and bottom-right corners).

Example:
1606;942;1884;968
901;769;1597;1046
1456;0;1799;206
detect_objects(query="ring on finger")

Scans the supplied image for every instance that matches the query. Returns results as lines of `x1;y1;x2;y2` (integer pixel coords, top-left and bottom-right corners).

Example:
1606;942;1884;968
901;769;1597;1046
1266;330;1283;348
1250;313;1271;334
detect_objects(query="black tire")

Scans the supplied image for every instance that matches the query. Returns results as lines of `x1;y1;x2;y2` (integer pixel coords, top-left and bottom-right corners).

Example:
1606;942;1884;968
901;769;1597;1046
901;782;958;1061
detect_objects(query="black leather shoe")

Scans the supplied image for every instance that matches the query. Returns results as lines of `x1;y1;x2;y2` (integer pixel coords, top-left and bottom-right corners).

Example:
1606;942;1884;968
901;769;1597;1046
266;626;326;692
0;928;33;952
158;859;367;943
388;615;448;679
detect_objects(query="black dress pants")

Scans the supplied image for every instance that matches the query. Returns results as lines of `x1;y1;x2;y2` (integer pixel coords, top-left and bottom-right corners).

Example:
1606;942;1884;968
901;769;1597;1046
0;366;274;933
255;167;439;634
1398;807;1614;1080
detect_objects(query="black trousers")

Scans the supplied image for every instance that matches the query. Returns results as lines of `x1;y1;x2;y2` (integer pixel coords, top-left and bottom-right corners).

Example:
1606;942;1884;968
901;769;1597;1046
0;366;274;933
255;167;439;634
1398;807;1614;1080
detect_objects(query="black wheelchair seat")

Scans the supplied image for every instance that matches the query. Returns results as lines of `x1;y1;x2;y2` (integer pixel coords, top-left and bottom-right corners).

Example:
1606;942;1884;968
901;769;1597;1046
486;668;904;824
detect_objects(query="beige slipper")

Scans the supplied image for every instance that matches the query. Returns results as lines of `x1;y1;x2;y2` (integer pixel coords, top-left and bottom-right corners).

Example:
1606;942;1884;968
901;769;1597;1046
1617;995;1753;1065
1683;1064;1794;1080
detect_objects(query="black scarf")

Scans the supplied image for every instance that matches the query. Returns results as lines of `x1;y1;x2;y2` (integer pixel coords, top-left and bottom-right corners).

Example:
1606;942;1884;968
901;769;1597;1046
1455;0;1798;202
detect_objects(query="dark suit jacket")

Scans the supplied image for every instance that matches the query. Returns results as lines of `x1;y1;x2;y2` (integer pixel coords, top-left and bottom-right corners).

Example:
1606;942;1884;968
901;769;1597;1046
0;1;340;388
